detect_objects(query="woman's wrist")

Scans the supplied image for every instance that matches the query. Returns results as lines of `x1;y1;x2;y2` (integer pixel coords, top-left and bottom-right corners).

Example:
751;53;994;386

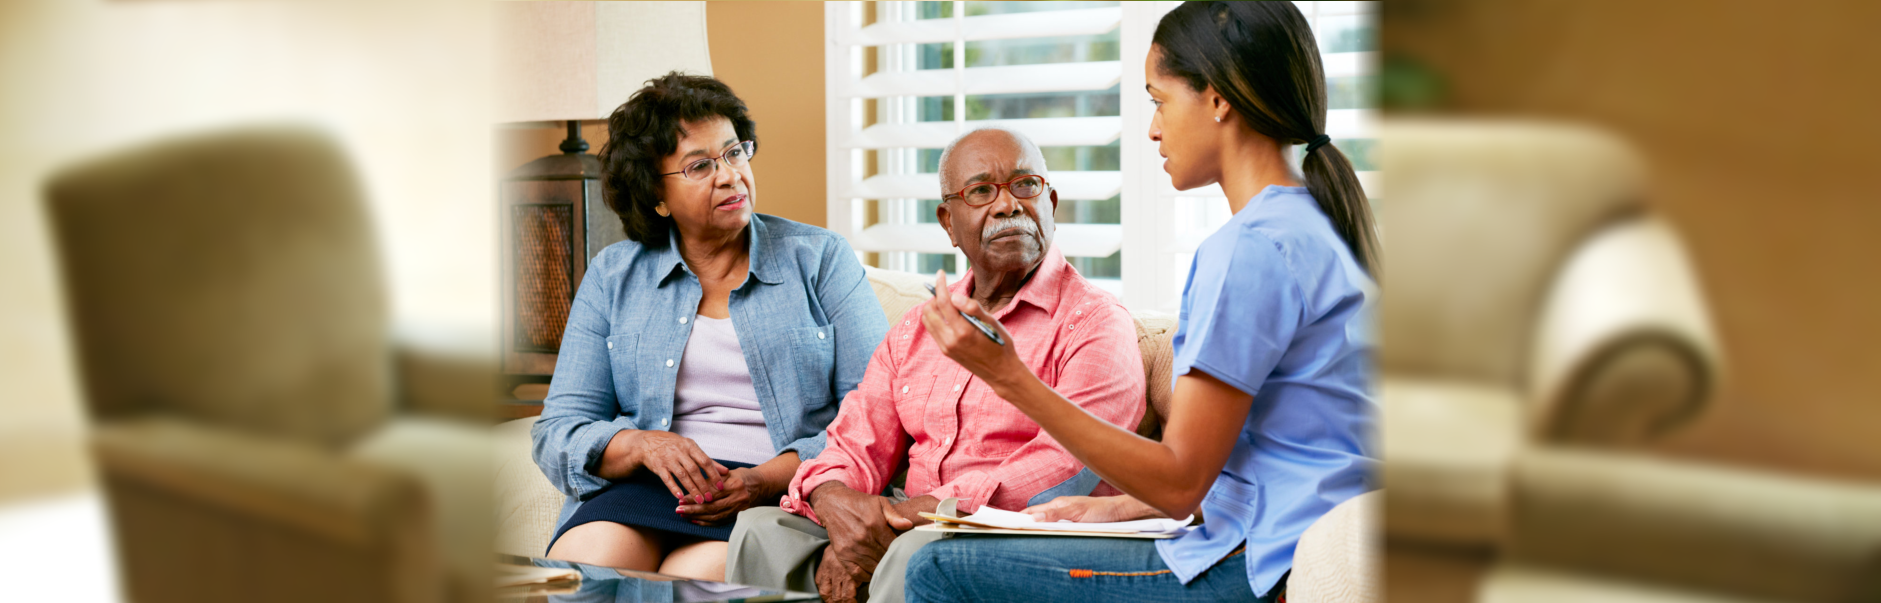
1115;495;1167;520
597;429;643;479
983;355;1043;406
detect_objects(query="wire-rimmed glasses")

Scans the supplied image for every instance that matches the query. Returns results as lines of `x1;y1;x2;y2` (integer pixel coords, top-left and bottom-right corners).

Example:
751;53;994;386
661;141;756;181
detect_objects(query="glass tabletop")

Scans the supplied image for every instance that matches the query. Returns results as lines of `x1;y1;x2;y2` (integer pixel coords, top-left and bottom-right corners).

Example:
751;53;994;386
495;554;819;603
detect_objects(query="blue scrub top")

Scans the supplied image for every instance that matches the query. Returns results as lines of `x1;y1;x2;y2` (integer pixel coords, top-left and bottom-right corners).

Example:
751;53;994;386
1156;185;1380;598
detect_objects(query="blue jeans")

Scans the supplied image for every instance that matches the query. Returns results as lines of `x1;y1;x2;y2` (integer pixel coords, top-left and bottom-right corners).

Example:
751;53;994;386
905;536;1280;603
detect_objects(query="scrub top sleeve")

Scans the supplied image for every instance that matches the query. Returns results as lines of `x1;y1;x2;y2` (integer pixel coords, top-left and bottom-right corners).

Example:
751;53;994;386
1173;229;1303;398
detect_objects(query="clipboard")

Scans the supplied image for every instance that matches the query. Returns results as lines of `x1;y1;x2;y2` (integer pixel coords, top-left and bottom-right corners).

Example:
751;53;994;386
913;522;1181;539
916;499;1190;540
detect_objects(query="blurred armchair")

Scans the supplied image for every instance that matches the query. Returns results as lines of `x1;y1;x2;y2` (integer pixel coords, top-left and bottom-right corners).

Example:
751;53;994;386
1376;119;1722;551
1373;120;1881;603
45;125;491;603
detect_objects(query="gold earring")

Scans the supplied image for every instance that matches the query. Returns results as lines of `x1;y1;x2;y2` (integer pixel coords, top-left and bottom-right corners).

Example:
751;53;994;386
654;203;671;217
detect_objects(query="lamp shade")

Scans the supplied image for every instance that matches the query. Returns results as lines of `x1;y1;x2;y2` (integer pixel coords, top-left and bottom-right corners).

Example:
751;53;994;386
495;1;714;124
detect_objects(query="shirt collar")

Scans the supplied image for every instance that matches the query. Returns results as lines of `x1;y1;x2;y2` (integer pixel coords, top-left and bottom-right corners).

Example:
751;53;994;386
956;244;1072;318
652;215;782;287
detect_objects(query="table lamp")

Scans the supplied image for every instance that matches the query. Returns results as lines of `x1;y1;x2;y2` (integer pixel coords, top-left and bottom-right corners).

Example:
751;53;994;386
495;1;714;385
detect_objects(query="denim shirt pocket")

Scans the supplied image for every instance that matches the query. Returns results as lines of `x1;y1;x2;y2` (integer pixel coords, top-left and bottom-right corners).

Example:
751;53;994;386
787;324;838;409
605;333;641;427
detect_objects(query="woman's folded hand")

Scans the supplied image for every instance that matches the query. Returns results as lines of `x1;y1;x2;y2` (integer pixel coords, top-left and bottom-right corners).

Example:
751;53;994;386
678;466;768;525
600;430;728;503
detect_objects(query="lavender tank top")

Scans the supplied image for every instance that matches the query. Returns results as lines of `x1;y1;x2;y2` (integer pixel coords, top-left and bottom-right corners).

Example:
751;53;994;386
670;314;774;465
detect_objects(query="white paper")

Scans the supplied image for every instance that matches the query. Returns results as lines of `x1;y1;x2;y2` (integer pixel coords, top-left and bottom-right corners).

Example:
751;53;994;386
958;506;1194;535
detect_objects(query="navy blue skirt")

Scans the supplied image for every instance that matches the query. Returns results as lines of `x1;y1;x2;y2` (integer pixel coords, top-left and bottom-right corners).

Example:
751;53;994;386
549;459;760;551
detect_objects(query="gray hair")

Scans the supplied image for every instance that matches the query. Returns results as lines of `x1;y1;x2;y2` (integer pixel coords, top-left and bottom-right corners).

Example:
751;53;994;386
936;125;1048;193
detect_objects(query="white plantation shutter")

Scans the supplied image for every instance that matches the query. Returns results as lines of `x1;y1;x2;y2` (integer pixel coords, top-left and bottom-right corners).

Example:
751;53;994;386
825;1;1126;293
826;1;1375;308
1118;1;1378;313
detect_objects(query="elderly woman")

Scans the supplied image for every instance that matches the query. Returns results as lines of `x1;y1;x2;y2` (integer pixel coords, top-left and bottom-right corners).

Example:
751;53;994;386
532;73;888;581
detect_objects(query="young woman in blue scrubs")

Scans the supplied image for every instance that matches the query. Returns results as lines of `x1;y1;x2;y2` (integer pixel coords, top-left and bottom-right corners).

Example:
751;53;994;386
907;3;1379;601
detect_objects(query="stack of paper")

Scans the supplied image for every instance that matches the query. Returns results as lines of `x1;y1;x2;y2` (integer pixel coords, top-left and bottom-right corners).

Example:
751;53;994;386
494;563;579;588
919;506;1194;539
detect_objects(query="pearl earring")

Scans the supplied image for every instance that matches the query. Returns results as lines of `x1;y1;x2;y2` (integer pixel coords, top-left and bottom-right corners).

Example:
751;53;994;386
1214;116;1221;123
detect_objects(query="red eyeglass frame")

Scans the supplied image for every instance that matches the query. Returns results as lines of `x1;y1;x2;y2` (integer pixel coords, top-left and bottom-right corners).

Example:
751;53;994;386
942;174;1050;207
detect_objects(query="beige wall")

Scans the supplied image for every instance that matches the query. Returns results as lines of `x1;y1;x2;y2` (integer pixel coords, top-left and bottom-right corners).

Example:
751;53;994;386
497;1;827;228
1;0;494;501
1384;1;1881;480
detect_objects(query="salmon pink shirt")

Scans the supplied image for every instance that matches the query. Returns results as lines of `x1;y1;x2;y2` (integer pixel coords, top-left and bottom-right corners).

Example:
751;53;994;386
783;246;1146;522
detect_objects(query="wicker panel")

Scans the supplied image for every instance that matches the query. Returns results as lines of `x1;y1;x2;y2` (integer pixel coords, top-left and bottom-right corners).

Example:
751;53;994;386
513;205;573;353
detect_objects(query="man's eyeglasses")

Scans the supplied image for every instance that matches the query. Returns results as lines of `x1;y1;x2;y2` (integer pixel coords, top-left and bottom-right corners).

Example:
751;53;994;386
661;141;756;181
943;174;1048;207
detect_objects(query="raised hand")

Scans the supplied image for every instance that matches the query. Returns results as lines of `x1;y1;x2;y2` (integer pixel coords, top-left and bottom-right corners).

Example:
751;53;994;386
919;270;1023;385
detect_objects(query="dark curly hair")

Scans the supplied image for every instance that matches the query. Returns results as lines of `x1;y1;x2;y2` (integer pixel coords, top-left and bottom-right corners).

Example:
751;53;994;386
598;72;758;248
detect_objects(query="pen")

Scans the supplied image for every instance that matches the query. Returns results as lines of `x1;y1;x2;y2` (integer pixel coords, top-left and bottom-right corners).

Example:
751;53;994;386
925;282;1006;346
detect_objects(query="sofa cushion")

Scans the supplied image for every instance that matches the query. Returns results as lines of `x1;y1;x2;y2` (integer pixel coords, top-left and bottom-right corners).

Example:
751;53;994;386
493;416;562;557
1133;311;1178;440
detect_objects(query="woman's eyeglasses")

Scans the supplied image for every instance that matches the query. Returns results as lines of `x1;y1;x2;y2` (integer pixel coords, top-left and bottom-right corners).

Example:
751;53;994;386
943;174;1048;207
662;141;756;181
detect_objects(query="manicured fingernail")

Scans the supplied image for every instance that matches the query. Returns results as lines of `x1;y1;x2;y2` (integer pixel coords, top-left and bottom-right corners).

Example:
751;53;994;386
705;494;714;502
717;481;725;490
695;495;704;504
676;507;684;514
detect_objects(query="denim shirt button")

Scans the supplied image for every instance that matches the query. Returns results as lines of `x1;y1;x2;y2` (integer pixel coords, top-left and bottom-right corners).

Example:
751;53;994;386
666;359;675;367
679;316;688;324
817;331;826;339
607;341;613;349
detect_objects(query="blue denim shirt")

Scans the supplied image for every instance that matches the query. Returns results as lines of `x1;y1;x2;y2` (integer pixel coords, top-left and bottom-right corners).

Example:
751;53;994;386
531;214;889;527
1156;186;1379;598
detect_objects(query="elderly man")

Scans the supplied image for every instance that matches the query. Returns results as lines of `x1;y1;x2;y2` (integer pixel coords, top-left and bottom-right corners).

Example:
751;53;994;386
725;128;1145;603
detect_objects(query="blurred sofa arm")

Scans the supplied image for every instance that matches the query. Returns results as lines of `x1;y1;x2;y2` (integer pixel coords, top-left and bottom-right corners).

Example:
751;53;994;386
1508;448;1881;603
92;417;440;603
1292;490;1382;603
1526;216;1720;446
393;319;498;421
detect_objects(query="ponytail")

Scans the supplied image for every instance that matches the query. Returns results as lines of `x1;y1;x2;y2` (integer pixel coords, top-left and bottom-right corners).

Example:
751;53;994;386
1154;2;1381;277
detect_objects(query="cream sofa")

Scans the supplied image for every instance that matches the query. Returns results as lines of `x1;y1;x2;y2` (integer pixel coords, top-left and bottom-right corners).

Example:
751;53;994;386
494;264;1382;600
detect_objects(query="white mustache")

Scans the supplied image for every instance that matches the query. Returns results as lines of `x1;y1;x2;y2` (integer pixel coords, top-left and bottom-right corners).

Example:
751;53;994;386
982;214;1039;240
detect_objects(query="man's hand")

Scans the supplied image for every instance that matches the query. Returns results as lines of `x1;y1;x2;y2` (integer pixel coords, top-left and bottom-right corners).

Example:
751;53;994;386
807;482;914;602
815;545;870;603
1023;494;1167;523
